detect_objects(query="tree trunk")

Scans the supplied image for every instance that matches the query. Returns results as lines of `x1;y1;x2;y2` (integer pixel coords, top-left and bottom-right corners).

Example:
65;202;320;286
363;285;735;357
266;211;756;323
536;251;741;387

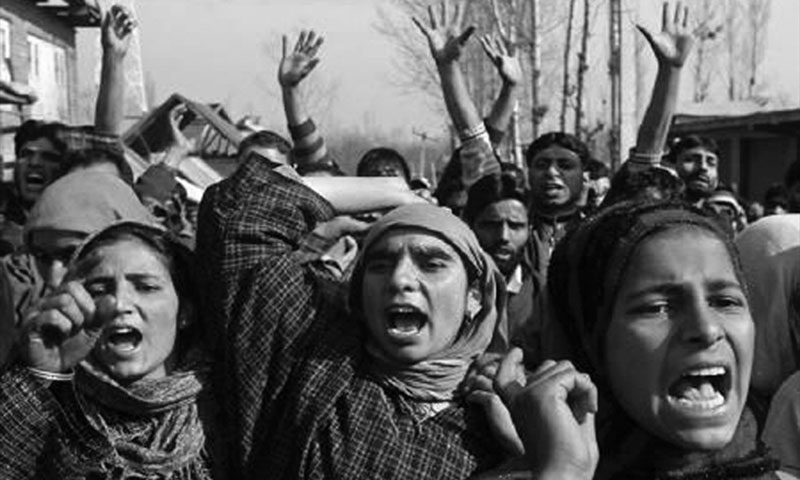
574;0;590;137
530;0;542;139
560;0;576;132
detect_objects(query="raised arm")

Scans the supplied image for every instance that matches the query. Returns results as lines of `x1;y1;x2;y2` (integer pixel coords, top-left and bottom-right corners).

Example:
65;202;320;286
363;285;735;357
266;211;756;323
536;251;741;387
278;31;328;169
95;5;136;135
414;1;500;188
481;35;523;146
628;3;693;169
195;156;422;471
414;1;481;136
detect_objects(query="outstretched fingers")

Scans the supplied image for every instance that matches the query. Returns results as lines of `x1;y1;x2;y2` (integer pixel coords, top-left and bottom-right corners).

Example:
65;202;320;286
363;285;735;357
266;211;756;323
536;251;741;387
294;30;308;53
412;16;430;39
480;35;498;61
427;4;438;30
673;1;682;28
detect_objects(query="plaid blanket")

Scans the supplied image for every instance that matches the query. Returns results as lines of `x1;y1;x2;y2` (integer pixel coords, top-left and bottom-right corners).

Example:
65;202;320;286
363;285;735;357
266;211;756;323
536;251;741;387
196;156;505;479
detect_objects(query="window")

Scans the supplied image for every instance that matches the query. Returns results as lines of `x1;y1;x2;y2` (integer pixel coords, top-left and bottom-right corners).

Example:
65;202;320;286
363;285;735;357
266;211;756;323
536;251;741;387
0;18;10;60
0;18;10;82
26;35;69;121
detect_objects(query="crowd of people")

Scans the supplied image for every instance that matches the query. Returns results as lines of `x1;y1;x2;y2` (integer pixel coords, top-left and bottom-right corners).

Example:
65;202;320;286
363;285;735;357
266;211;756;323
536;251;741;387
0;1;799;479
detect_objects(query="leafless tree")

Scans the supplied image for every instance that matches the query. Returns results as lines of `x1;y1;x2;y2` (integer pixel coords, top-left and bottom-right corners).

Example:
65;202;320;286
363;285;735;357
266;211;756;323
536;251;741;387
559;0;576;132
744;0;771;98
691;0;722;102
574;0;590;136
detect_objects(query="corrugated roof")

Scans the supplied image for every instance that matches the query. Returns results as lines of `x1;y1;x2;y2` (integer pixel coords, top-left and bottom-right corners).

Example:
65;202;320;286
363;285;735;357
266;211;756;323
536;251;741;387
28;0;102;27
672;107;800;136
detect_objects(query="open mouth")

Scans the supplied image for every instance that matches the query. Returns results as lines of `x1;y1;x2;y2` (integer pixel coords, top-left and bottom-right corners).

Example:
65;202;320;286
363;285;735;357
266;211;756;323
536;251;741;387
667;365;731;411
385;305;427;338
25;172;46;188
103;326;143;353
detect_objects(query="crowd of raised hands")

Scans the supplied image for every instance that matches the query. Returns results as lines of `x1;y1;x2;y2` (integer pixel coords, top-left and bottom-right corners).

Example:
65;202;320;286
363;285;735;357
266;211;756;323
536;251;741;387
2;1;799;479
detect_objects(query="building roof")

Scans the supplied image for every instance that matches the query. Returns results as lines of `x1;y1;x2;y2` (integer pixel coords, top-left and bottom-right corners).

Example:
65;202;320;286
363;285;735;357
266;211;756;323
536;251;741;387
672;107;800;138
0;80;37;105
122;93;243;178
29;0;102;27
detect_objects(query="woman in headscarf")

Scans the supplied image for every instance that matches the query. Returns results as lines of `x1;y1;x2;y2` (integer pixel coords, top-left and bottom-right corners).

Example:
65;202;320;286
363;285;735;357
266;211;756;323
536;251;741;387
0;170;153;368
196;153;511;478
492;201;783;479
736;214;800;477
0;221;221;479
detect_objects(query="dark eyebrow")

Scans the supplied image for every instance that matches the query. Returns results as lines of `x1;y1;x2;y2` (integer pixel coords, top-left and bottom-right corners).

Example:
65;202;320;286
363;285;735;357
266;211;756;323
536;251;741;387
622;284;683;303
623;279;744;303
365;244;456;262
408;244;457;261
707;279;744;292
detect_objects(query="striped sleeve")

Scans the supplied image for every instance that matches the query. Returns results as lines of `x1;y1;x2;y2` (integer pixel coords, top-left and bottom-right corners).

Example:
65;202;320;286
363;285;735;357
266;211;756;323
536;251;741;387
289;118;328;168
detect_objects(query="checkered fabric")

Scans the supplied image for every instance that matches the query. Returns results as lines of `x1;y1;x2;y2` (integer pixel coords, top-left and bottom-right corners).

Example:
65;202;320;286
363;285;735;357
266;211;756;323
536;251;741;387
196;155;506;479
0;367;215;479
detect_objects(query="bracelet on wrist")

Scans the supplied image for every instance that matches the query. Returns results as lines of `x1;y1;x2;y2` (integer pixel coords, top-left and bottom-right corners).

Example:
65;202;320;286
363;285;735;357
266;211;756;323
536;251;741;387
628;148;665;166
27;367;74;382
459;123;488;143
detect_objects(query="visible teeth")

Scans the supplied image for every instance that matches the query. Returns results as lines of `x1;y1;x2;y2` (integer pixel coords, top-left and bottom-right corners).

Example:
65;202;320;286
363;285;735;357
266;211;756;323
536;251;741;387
683;366;726;377
676;391;725;410
389;307;416;313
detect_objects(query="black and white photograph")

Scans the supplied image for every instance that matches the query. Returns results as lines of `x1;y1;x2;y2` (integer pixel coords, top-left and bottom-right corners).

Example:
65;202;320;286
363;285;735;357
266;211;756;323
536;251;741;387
0;0;798;478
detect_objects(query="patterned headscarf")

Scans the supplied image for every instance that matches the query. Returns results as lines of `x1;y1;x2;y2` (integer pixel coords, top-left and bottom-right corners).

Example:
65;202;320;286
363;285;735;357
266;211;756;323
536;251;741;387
67;221;213;478
349;203;508;402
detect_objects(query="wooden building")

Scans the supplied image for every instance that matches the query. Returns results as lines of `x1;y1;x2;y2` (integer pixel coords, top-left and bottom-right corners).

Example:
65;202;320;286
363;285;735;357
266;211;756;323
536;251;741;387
0;0;100;178
671;107;800;204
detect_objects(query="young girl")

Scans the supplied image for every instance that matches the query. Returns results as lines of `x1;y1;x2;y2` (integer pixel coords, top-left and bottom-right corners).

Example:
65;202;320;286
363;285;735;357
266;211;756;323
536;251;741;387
496;201;787;479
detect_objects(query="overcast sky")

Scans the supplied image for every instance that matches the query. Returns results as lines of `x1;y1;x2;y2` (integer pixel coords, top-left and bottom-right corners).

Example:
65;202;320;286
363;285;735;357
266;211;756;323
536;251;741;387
79;0;800;141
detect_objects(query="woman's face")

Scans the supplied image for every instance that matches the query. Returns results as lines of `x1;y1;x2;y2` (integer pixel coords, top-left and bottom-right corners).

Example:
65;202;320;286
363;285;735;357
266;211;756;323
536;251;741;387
605;228;753;450
361;228;470;364
82;238;180;382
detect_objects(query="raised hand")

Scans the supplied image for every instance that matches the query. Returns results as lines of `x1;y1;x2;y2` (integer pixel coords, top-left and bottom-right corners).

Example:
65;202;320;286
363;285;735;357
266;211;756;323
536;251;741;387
279;30;324;88
496;355;598;479
101;4;137;58
637;2;694;67
463;351;525;455
412;0;475;66
167;104;195;152
480;35;523;86
20;281;104;373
